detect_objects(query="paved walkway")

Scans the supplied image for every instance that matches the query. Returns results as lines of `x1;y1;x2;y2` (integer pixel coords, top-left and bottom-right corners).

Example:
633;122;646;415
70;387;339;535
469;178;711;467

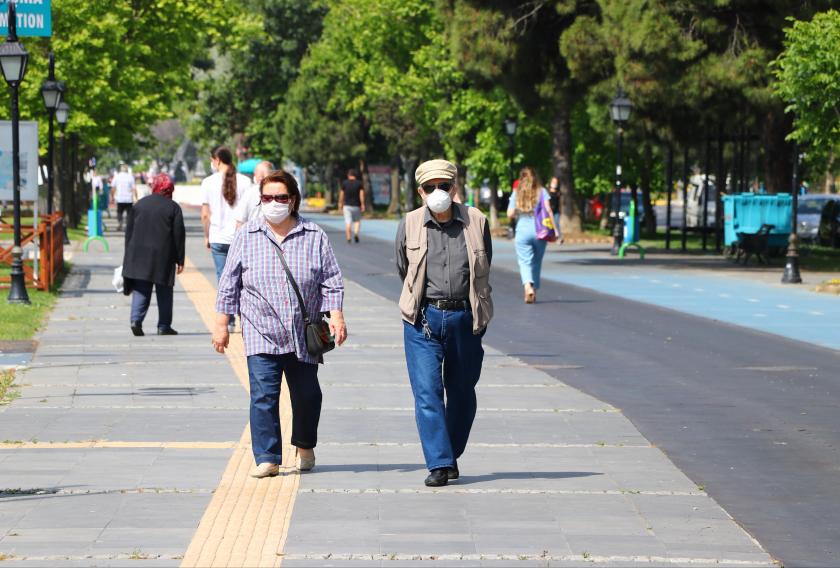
312;214;840;350
0;213;775;566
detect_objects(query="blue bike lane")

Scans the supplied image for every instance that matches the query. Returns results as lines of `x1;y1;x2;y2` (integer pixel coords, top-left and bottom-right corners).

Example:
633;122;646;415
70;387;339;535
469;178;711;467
310;213;840;351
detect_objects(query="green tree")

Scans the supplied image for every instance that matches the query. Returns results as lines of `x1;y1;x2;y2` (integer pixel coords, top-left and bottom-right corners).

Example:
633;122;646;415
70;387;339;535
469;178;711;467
188;0;327;160
773;9;840;192
445;0;599;234
0;0;235;155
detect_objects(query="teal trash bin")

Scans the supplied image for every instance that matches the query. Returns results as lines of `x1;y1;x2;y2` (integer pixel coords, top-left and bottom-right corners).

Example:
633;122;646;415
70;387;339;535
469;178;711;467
87;209;103;237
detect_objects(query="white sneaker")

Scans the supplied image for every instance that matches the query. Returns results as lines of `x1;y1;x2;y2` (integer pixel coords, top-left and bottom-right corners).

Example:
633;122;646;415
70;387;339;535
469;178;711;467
250;462;279;478
296;448;315;471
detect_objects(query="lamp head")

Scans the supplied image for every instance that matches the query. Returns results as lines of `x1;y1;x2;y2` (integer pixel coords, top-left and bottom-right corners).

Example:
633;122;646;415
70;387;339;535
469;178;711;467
0;4;28;87
56;101;70;127
609;87;632;124
504;117;517;137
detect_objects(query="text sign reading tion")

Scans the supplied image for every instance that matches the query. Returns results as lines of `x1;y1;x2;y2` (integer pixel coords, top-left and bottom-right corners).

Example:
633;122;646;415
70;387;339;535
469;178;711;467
0;1;52;37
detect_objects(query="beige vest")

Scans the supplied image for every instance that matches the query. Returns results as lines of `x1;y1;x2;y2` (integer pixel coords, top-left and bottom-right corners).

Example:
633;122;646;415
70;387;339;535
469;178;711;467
399;203;493;334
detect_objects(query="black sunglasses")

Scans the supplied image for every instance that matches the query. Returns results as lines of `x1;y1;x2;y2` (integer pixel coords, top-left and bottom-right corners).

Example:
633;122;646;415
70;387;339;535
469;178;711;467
421;182;452;194
260;194;292;204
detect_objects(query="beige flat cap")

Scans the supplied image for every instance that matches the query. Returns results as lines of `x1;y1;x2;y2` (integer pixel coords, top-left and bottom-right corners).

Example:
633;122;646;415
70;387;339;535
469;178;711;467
415;159;457;186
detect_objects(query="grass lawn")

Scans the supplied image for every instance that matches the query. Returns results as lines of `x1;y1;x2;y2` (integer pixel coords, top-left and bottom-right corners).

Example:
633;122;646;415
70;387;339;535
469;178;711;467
0;263;69;341
0;369;20;406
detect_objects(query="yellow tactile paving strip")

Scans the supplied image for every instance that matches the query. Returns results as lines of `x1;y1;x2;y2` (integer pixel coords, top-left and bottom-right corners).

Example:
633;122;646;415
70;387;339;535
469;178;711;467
177;257;299;568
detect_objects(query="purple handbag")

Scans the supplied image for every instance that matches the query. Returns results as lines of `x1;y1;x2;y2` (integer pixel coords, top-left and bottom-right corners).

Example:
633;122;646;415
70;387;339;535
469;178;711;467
534;193;558;242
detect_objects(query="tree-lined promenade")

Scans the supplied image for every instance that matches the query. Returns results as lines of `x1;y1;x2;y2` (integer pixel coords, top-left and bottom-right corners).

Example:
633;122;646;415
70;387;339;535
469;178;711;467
3;1;840;233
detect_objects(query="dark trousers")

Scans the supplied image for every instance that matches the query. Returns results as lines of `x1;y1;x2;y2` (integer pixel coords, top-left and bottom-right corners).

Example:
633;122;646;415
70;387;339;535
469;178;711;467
130;280;174;329
246;353;322;465
117;202;132;226
403;305;485;471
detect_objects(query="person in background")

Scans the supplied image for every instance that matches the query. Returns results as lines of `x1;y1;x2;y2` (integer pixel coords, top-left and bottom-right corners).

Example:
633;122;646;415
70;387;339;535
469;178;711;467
507;167;557;304
112;164;136;232
548;176;563;244
122;174;185;336
396;159;494;487
234;160;275;229
213;170;347;478
201;146;251;333
338;168;365;243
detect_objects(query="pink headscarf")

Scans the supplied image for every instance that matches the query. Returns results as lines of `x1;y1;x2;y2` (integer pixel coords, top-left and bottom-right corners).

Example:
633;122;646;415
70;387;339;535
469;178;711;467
151;174;175;198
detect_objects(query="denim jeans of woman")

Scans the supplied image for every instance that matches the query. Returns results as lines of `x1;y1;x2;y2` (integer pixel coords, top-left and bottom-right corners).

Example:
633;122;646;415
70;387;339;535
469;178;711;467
403;306;484;471
210;243;234;325
514;214;548;288
246;353;322;465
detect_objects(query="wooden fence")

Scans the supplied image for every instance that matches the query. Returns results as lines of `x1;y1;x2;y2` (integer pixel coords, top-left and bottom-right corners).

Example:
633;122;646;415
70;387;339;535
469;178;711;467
0;213;65;291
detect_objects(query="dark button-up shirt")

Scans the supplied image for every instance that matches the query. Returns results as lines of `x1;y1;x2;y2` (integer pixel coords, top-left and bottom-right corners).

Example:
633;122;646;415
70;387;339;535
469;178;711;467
396;205;493;300
215;216;344;364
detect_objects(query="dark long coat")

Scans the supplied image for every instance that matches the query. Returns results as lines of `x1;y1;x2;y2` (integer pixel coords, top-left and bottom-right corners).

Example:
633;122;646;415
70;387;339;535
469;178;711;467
122;194;185;292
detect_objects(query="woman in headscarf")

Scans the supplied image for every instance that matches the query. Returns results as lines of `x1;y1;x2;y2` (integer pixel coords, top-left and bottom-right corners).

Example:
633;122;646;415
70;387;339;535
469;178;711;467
122;173;186;336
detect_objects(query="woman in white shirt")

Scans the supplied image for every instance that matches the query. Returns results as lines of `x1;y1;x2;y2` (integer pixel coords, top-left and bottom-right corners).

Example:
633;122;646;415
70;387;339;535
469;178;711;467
201;146;252;331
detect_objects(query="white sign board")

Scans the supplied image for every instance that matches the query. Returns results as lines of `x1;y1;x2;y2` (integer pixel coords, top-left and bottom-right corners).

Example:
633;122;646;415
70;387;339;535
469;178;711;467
0;121;39;201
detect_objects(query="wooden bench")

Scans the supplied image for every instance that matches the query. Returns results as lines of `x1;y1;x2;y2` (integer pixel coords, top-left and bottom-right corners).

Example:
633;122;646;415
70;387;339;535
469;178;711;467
735;223;775;265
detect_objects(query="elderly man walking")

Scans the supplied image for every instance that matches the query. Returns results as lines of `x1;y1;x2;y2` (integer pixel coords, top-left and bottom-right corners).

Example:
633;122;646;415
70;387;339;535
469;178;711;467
396;159;494;487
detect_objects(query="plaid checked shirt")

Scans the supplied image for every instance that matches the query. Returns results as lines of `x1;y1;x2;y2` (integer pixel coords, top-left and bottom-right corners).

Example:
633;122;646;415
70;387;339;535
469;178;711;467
215;216;344;364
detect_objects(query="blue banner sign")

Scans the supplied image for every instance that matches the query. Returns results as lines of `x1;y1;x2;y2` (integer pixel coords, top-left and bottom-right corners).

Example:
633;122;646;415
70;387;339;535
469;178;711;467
0;1;52;37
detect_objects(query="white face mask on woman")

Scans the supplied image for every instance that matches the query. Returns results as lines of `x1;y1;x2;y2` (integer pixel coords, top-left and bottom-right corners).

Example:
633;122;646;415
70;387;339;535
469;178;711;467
262;201;291;224
425;189;453;214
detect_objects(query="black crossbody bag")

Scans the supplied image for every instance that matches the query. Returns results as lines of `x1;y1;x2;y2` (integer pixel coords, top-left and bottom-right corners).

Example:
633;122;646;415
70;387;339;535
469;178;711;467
267;238;335;358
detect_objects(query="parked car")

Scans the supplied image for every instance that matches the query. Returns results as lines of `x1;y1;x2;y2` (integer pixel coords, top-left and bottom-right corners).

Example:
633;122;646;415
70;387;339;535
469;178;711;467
797;194;837;243
817;198;840;248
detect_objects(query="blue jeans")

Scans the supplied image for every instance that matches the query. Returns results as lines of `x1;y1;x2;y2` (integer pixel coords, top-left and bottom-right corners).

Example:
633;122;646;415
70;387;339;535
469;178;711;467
210;243;234;325
209;243;230;282
246;353;322;465
403;306;485;471
515;215;548;288
130;280;173;329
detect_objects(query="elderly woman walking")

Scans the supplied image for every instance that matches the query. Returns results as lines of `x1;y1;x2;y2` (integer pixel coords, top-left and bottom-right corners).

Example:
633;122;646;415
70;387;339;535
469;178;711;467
212;170;347;478
122;174;185;336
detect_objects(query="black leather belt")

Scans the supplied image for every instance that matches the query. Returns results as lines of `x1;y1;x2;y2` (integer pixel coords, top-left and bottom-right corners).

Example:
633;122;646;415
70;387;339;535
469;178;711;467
425;299;470;311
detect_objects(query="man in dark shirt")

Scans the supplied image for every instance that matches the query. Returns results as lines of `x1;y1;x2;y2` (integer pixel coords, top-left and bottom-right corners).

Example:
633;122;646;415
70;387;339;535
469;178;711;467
338;169;365;243
395;159;494;487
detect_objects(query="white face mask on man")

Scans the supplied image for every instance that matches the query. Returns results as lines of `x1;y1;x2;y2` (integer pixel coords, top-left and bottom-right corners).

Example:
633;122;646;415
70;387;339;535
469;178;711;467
262;201;291;224
425;188;453;214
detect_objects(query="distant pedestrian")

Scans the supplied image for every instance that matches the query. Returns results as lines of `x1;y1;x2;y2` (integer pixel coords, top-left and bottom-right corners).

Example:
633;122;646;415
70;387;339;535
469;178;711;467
122;174;185;336
112;164;136;231
212;170;347;478
548;176;563;244
234;160;274;229
338;169;365;243
507;167;558;304
396;159;493;487
201;146;251;333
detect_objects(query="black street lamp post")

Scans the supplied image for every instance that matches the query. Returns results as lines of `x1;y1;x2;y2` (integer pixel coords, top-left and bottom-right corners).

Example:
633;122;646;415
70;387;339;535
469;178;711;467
40;53;64;217
782;142;802;284
608;87;632;255
504;117;517;217
56;101;70;235
1;4;31;304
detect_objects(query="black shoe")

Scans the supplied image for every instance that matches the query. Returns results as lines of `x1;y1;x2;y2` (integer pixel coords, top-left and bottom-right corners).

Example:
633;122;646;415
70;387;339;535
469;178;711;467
130;322;144;337
424;468;449;487
157;327;178;336
448;461;459;480
354;235;359;243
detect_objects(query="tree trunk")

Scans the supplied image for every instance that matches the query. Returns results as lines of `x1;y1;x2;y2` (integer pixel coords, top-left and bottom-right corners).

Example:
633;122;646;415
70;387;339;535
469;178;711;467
488;181;500;230
640;143;656;235
551;104;582;233
322;166;334;206
359;157;374;212
455;164;467;204
402;155;418;211
823;153;836;194
387;156;401;214
761;106;793;195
